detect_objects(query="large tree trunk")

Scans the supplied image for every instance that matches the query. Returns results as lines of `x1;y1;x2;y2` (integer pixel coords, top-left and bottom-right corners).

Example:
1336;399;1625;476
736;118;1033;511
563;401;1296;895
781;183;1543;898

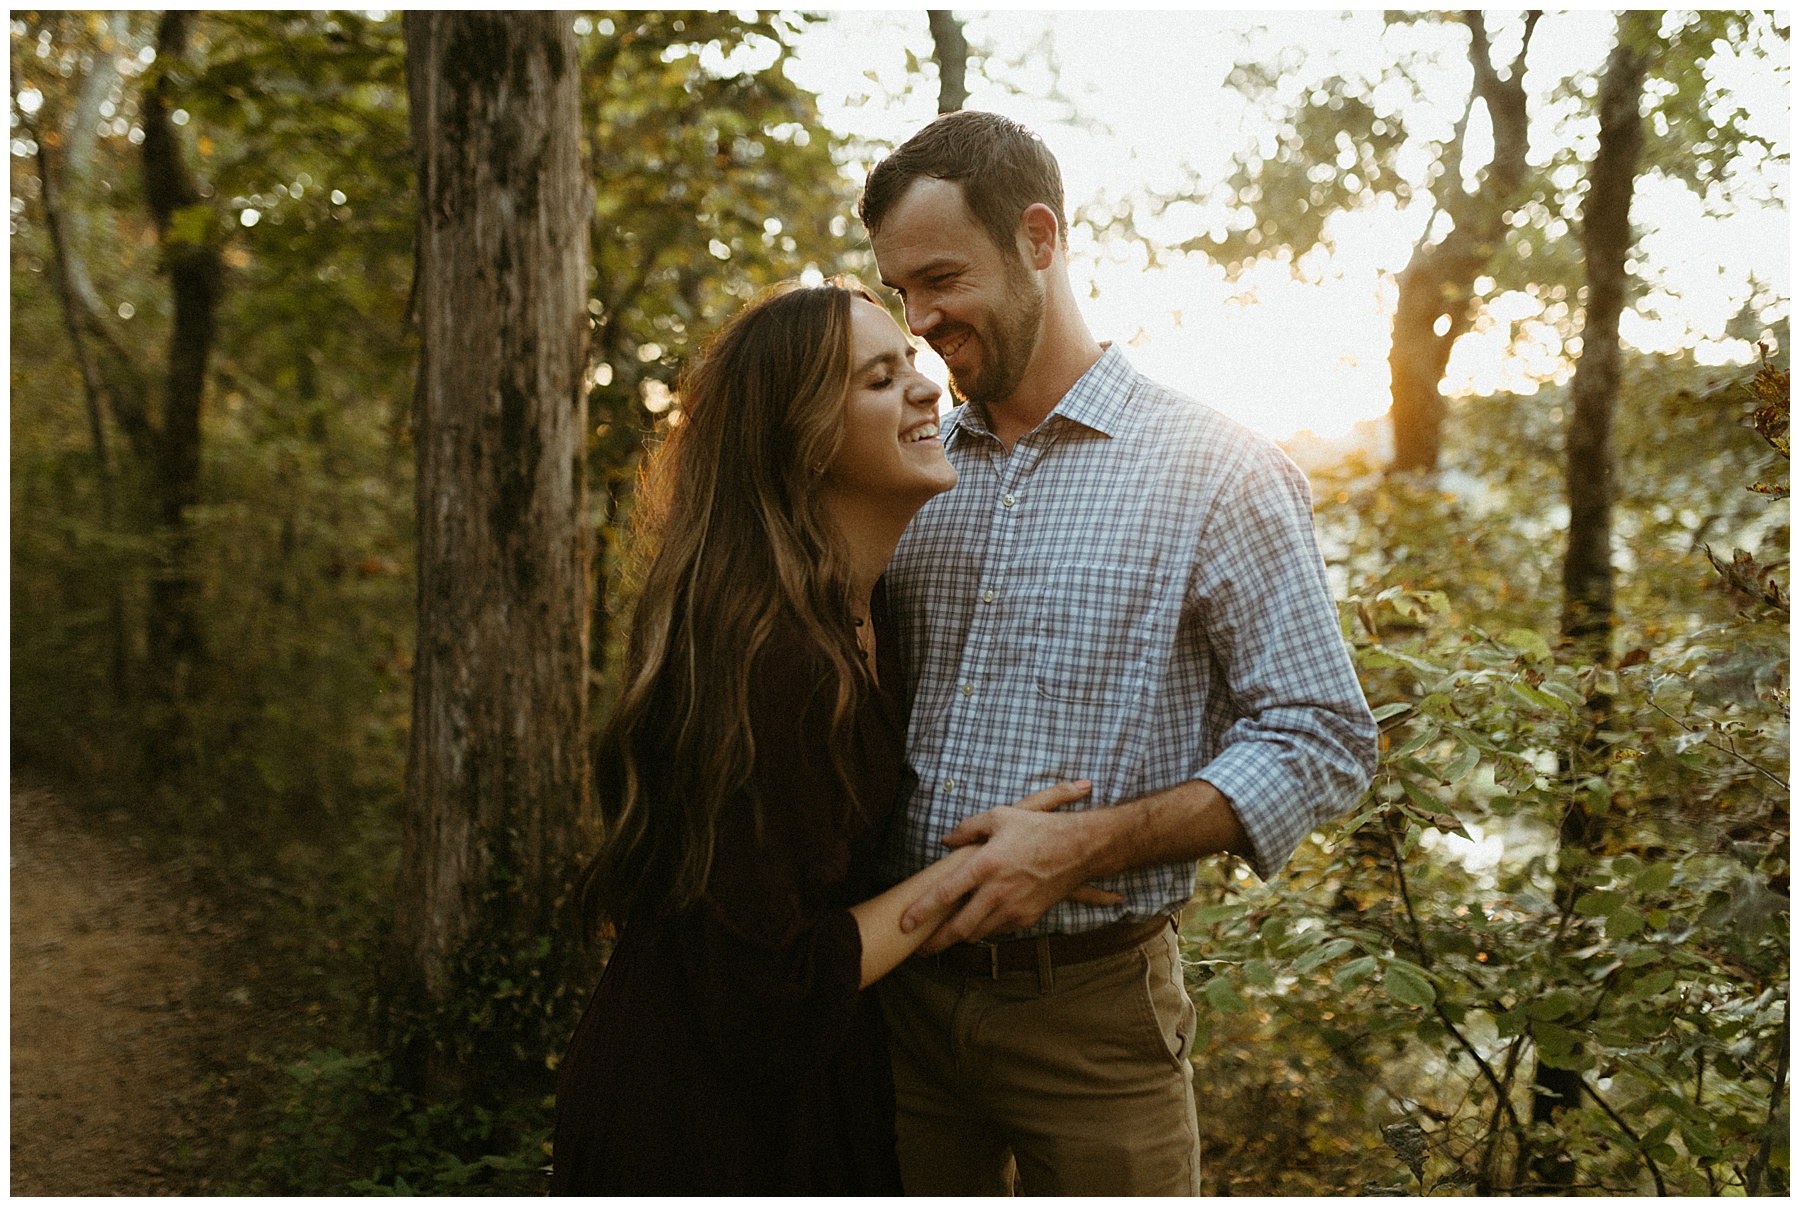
387;11;593;1102
1387;11;1538;474
928;11;969;114
1529;17;1650;1190
140;11;223;758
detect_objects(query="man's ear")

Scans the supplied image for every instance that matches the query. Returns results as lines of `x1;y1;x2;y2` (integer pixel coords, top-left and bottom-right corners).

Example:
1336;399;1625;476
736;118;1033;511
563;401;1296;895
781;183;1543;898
1017;202;1059;271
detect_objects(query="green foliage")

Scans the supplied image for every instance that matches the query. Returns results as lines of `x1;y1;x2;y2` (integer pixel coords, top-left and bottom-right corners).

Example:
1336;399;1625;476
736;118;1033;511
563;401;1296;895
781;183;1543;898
233;1048;550;1195
11;12;417;867
575;10;859;683
1200;69;1412;272
1186;347;1789;1194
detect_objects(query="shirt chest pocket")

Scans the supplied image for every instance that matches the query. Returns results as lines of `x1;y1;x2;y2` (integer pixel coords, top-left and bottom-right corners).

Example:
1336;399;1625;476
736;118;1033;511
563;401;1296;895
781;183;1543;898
1027;564;1165;705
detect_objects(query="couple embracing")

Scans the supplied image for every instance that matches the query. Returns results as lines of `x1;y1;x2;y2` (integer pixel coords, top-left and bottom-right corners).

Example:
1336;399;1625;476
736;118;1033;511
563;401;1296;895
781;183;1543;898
550;111;1378;1196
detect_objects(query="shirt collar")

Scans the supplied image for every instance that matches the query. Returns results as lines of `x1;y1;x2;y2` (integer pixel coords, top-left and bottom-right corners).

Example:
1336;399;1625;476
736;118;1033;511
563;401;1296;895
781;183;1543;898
943;344;1139;448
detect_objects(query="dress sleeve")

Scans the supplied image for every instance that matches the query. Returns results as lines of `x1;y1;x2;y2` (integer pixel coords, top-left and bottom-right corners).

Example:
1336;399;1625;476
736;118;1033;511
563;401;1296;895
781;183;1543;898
673;627;869;1086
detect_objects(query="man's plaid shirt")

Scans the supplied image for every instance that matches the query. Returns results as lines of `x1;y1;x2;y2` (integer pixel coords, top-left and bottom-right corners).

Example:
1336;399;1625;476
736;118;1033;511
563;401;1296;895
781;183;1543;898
878;345;1378;936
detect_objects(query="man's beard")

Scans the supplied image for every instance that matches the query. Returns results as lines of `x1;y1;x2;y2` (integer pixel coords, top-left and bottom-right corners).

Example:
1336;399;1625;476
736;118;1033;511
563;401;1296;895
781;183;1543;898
945;261;1045;405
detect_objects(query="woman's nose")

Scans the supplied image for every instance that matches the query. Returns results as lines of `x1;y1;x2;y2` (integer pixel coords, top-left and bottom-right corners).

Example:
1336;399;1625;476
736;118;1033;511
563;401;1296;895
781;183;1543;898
907;372;942;408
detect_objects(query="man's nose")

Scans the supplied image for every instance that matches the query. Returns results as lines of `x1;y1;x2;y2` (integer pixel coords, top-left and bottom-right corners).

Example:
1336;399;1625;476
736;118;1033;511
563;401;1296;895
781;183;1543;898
903;295;936;337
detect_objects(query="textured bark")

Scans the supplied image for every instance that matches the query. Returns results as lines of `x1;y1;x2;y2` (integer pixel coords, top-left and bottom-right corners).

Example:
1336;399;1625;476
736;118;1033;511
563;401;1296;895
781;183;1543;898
928;11;969;114
1560;29;1647;655
140;11;223;745
1387;11;1539;474
388;11;592;1099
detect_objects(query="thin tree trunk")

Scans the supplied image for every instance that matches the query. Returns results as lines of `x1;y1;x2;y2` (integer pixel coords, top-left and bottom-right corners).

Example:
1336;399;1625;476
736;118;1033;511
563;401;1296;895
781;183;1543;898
1560;24;1647;655
1387;11;1538;474
1531;17;1651;1189
388;10;593;1102
61;12;124;320
140;10;222;739
35;134;132;702
928;11;969;114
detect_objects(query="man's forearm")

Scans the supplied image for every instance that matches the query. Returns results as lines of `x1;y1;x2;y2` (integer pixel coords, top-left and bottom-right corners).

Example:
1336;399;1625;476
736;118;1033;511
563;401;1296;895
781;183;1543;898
904;778;1256;948
1079;779;1254;882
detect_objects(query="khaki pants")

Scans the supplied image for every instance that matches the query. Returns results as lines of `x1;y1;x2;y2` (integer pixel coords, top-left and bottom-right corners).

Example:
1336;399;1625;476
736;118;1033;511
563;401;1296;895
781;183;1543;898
879;925;1202;1195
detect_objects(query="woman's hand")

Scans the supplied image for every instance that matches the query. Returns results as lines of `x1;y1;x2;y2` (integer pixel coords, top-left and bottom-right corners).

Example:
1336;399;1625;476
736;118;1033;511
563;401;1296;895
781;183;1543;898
851;778;1124;985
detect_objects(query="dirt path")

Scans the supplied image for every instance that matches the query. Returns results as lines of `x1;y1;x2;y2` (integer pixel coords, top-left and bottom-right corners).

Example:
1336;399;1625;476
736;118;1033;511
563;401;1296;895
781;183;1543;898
10;782;254;1194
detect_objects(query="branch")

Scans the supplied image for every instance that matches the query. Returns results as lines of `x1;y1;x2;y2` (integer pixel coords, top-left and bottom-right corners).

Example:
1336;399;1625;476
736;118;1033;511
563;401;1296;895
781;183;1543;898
1383;813;1430;968
1647;699;1788;791
1581;1078;1668;1196
1745;1027;1788;1195
15;39;151;474
1464;10;1497;93
33;132;114;496
1514;11;1542;80
1382;815;1524;1139
926;11;969;114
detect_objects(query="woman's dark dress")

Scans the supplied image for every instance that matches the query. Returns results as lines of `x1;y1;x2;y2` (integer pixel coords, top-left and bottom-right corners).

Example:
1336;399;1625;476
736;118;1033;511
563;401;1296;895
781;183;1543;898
551;621;907;1195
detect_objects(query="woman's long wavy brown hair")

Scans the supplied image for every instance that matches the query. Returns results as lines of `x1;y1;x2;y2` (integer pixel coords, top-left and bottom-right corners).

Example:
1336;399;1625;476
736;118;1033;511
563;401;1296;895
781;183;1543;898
580;279;882;933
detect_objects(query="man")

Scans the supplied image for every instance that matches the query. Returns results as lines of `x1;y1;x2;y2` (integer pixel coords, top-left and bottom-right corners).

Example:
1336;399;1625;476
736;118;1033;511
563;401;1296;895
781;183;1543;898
860;110;1379;1195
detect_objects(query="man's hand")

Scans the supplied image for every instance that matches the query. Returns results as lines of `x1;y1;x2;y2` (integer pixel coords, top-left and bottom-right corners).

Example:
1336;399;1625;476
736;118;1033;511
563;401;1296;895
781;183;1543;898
901;780;1123;955
900;778;1252;956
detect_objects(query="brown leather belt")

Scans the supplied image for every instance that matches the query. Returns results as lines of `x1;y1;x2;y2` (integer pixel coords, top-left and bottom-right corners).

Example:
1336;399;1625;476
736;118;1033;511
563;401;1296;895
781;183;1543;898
913;915;1175;979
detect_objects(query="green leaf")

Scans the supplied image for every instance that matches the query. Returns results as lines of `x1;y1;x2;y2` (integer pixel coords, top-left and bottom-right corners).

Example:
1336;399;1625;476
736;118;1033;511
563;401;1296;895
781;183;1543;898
1531;1020;1576;1057
1243;958;1276;987
1528;989;1580;1021
1189;902;1247;927
1605;907;1646;938
1501;627;1552;664
1334;955;1379;990
1508;682;1573;713
1640;1118;1677;1149
1574;890;1626;917
1440;741;1481;784
1204;976;1248;1015
1360;648;1449;678
1295;937;1356;974
1540;679;1586;707
1370;701;1413;722
1383;963;1436;1008
1634;863;1676;894
1399;777;1445;813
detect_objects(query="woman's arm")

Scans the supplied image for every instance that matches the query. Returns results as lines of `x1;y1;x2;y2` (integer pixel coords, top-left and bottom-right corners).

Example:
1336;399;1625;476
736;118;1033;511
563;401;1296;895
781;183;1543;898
850;844;979;988
850;778;1118;988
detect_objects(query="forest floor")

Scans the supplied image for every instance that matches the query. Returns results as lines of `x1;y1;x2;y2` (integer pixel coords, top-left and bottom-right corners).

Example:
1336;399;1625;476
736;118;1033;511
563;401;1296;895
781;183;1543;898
10;778;300;1194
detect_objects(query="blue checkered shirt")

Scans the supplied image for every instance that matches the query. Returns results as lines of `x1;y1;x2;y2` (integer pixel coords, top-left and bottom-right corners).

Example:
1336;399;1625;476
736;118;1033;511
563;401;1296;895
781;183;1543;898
878;345;1378;936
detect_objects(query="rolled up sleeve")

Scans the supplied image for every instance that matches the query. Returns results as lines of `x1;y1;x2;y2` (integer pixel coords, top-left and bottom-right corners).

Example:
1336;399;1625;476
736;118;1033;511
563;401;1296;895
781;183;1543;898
1190;444;1378;879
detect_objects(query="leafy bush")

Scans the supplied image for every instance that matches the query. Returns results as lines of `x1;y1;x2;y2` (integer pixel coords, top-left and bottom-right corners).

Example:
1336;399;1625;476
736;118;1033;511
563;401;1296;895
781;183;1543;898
1184;353;1788;1195
234;1048;550;1195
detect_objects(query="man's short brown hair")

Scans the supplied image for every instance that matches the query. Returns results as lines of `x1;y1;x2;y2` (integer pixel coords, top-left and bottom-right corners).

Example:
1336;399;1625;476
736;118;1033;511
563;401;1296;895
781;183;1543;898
858;110;1068;258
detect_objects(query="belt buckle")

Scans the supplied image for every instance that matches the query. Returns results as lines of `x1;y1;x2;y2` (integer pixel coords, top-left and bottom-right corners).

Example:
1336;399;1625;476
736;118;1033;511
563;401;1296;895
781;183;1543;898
973;937;1001;979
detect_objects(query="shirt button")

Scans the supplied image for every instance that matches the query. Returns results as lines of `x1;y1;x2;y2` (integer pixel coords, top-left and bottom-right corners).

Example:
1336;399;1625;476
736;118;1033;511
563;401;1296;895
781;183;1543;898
1001;493;1016;508
960;682;974;697
942;777;956;793
981;589;996;604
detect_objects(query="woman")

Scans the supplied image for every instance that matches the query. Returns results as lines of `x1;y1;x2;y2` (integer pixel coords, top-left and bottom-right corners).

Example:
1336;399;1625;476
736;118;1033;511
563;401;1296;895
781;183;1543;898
550;280;1101;1194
